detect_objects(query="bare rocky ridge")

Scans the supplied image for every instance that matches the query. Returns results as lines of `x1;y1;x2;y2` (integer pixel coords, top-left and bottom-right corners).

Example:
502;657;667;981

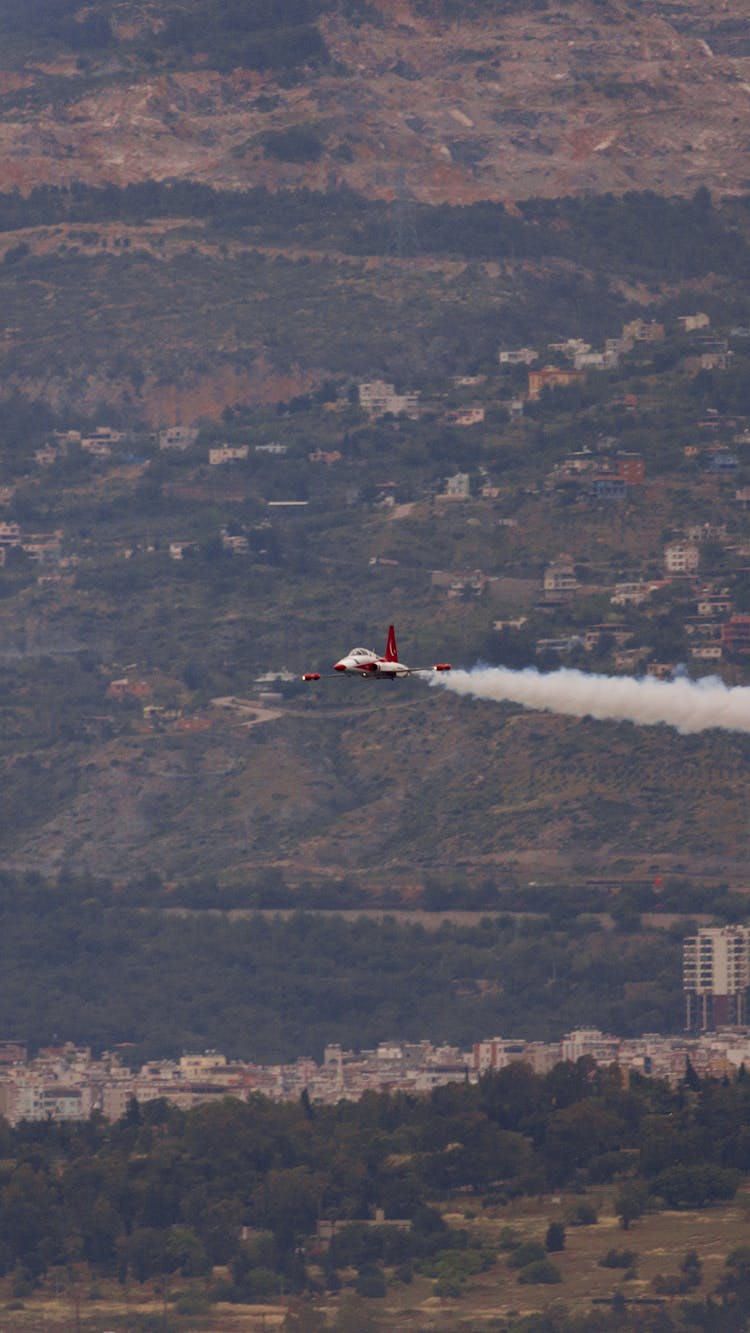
0;0;749;202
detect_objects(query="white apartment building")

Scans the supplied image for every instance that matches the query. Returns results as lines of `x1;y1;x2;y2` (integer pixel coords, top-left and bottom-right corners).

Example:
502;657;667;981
358;380;420;419
684;926;750;1030
561;1028;620;1065
664;541;700;574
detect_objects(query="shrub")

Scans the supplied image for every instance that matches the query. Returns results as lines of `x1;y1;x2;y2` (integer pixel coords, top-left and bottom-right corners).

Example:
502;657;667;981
173;1292;212;1315
569;1201;598;1226
599;1249;638;1269
499;1227;521;1251
262;126;324;163
517;1259;562;1285
435;1274;464;1298
508;1241;546;1270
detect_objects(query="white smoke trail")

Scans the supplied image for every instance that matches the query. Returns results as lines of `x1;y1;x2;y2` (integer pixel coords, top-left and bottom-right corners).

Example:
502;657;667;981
433;665;750;735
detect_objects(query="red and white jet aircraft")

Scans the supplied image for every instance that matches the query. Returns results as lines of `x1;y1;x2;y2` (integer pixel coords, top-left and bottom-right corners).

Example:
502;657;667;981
303;625;451;681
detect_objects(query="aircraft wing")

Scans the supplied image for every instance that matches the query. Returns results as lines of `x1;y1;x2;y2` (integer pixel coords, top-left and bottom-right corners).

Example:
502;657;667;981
302;663;451;680
398;663;452;676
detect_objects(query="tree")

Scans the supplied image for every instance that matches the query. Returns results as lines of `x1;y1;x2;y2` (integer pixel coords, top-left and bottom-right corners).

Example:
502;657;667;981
650;1165;739;1210
680;1248;702;1290
615;1181;648;1230
356;1265;386;1298
545;1222;565;1252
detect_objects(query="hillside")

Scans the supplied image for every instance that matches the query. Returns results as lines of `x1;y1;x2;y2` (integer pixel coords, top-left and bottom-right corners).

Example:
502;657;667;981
0;0;749;203
8;690;750;889
0;1;749;904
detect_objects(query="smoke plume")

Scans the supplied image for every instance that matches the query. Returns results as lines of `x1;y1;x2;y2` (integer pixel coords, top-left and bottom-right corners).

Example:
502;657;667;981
433;665;750;735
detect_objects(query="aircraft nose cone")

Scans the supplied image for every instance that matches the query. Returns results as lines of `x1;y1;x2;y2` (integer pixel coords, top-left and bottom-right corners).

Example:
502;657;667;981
334;662;347;671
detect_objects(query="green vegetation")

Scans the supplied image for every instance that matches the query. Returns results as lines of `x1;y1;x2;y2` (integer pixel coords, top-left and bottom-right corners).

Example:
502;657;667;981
0;1061;746;1327
0;883;685;1058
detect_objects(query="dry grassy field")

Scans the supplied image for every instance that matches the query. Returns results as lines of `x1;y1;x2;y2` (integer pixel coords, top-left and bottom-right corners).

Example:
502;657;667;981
3;1185;750;1331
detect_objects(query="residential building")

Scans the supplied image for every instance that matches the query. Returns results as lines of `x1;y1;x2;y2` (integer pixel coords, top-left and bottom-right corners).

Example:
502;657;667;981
704;452;738;474
590;477;627;501
358;381;420;419
543;554;577;596
678;313;710;333
614;452;645;484
88;426;125;444
722;614;750;654
445;406;486;427
612;581;656;607
527;365;586;401
664;541;699;574
107;678;151;700
473;1037;535;1073
684;926;750;1031
169;541;196;561
613;646;649;671
309;450;342;463
574;349;618;370
685;350;733;373
549;338;590;359
605;336;634;358
646;662;674;679
696;595;733;616
561;1028;620;1065
208;445;249;465
443;472;471;499
0;522;21;547
221;532;250;556
536;635;583;657
21;534;62;565
80;437;112;459
498;347;538;366
559;448;599;474
622;318;665;342
159;426;198;451
493;616;528;631
581;624;633;651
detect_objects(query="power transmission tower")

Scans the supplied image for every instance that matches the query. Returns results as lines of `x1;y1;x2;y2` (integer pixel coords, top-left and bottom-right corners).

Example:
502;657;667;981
388;166;419;261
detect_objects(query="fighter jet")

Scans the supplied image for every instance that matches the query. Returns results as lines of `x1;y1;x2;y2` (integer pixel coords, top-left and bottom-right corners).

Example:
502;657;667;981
302;625;451;681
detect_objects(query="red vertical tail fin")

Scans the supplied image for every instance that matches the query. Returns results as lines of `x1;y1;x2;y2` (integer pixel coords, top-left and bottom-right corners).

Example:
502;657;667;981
385;625;398;662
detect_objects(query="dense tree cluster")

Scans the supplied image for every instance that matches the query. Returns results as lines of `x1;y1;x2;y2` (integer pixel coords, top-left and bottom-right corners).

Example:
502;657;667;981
0;1060;748;1318
0;876;684;1059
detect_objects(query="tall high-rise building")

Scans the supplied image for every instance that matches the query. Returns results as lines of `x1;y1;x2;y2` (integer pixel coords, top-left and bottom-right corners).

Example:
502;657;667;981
683;926;750;1031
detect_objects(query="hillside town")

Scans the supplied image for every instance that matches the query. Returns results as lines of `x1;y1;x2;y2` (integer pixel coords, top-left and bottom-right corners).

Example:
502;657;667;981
5;305;750;718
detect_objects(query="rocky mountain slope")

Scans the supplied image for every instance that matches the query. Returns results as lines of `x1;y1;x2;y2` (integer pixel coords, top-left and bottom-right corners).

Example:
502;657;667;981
0;0;749;203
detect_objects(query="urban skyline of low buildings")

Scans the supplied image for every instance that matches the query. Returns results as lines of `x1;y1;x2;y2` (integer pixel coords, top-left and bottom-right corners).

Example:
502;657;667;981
2;1021;750;1125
